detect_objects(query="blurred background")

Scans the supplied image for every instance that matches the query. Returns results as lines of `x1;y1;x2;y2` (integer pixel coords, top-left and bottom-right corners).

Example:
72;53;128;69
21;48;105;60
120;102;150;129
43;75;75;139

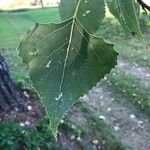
0;0;60;9
0;0;149;9
0;0;150;150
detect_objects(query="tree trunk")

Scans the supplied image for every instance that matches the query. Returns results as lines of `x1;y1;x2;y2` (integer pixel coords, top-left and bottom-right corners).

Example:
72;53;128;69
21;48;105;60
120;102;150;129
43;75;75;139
0;55;26;113
39;0;44;8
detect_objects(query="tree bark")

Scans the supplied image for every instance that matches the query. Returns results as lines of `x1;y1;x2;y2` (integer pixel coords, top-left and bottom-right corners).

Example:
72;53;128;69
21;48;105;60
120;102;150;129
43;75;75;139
39;0;44;8
0;55;26;113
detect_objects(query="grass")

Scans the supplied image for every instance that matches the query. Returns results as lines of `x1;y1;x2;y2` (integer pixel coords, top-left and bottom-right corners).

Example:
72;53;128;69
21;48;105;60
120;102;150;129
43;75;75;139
0;7;60;48
79;103;127;150
96;17;150;115
104;68;150;115
0;109;127;150
0;7;59;82
0;119;60;150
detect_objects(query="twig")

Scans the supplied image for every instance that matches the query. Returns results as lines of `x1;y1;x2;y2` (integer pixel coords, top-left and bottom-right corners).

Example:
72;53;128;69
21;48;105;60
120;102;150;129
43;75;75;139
137;0;150;11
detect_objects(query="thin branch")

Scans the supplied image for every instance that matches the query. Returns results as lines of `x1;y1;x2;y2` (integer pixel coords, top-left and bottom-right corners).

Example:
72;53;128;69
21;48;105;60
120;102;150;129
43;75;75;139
137;0;150;11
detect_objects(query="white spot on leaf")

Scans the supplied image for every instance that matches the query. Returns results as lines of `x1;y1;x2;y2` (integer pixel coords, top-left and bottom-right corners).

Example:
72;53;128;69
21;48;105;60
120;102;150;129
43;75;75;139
29;50;39;56
55;92;63;101
86;10;91;14
45;60;52;68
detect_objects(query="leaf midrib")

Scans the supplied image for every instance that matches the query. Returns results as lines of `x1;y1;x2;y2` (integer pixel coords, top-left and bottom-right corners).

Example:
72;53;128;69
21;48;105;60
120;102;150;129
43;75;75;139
59;0;82;92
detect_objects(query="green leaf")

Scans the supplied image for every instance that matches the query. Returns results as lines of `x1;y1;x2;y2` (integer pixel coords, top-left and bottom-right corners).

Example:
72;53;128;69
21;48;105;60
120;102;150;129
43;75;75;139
18;0;118;135
59;0;105;33
106;0;142;37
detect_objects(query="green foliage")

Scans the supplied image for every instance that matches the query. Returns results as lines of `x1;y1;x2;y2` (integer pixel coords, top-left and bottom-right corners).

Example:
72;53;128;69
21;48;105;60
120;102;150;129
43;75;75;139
97;17;150;68
59;0;105;33
140;11;150;31
97;17;150;114
0;120;59;150
106;0;142;37
0;3;149;147
0;114;127;150
18;0;118;135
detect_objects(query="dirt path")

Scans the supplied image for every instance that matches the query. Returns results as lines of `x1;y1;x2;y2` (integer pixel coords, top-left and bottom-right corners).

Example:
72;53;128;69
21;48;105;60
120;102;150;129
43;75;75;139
118;58;150;86
81;58;150;150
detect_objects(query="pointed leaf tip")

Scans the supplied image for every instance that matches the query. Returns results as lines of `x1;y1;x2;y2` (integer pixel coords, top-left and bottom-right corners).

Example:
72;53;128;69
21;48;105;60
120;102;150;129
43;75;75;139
18;0;118;134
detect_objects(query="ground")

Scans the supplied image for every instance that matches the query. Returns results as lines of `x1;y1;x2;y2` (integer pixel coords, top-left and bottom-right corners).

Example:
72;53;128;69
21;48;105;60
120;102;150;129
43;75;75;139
0;8;150;150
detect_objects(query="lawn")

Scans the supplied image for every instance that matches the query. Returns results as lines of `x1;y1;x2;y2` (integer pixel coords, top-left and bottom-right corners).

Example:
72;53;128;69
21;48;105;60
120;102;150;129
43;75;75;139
0;7;60;83
0;7;60;48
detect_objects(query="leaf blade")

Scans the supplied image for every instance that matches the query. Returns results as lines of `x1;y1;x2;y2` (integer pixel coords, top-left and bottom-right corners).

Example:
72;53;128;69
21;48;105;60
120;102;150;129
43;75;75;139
18;0;118;135
106;0;142;37
59;0;105;33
